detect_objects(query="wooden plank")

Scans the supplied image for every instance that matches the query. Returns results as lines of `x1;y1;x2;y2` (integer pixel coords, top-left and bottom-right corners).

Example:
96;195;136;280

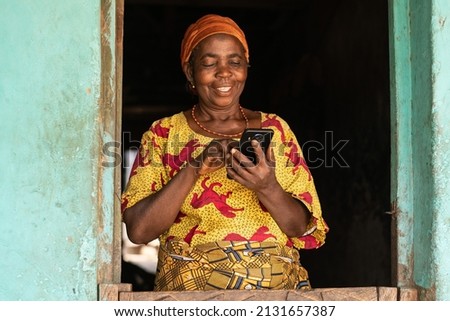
378;286;398;301
116;287;399;301
223;290;290;301
112;0;125;285
398;287;418;301
99;284;119;301
288;288;371;301
119;291;134;301
315;287;378;301
124;289;288;301
99;283;133;301
123;290;225;301
286;289;325;301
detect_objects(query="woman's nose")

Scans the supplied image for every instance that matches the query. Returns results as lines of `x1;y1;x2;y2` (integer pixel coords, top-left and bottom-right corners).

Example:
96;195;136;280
216;63;232;78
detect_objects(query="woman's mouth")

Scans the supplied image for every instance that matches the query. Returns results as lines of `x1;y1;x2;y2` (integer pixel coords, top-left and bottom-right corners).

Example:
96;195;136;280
216;86;232;93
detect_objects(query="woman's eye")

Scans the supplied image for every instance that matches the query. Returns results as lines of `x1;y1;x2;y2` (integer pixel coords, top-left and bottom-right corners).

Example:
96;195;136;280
201;61;215;67
230;60;241;66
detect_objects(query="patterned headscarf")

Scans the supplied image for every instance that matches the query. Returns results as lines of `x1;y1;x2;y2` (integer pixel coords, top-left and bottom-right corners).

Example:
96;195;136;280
180;14;250;68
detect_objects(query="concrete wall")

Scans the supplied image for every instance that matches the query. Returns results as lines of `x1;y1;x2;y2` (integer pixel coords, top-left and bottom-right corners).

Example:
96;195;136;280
389;0;450;300
425;0;450;300
0;0;448;301
0;0;118;300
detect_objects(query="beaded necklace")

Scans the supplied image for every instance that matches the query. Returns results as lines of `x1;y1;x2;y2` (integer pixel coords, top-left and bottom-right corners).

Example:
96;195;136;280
191;104;248;138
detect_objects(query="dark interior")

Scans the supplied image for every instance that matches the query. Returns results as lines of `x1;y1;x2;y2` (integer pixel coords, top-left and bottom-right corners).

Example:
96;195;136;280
121;0;391;290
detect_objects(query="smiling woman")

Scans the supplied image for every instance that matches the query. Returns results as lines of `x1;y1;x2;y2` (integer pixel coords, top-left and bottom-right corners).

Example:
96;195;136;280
120;13;328;292
185;33;249;136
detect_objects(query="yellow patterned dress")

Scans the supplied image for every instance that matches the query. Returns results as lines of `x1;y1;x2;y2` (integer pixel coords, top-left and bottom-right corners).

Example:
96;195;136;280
121;111;328;291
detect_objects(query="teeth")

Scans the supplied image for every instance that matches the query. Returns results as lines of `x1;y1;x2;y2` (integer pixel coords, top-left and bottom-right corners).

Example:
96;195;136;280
217;87;231;92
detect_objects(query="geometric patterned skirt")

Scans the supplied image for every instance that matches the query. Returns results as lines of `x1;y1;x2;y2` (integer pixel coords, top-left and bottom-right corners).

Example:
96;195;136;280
153;240;311;291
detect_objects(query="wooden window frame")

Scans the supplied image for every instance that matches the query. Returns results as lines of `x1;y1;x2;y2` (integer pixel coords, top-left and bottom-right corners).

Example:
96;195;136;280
99;0;419;301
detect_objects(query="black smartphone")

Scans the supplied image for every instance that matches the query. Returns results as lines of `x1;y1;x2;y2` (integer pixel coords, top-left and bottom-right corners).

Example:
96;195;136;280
239;128;274;164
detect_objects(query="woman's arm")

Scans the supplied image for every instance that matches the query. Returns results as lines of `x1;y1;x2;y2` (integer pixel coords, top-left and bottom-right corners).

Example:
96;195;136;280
123;163;199;244
123;138;237;244
255;179;311;237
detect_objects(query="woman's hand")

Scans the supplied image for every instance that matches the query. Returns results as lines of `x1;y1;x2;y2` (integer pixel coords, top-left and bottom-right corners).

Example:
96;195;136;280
190;139;239;176
226;139;277;191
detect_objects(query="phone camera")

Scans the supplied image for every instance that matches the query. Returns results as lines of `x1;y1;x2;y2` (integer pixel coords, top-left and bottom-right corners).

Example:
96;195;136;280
253;134;264;142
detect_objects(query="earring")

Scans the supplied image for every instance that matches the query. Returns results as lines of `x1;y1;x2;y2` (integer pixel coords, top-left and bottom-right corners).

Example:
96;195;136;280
191;82;196;89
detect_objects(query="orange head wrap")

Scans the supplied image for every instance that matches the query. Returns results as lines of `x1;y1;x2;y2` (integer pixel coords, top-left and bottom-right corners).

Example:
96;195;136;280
180;14;250;68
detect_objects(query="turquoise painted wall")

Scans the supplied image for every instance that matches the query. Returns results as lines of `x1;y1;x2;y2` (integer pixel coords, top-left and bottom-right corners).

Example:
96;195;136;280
410;0;435;293
390;0;450;300
1;0;448;301
388;0;414;287
410;0;450;300
429;0;450;301
0;1;110;300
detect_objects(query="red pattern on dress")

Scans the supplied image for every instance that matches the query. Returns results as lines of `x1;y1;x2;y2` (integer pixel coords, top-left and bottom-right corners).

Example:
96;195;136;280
191;177;244;218
261;114;286;143
150;120;171;138
174;211;187;223
300;192;313;205
184;225;206;244
285;139;312;179
162;139;201;177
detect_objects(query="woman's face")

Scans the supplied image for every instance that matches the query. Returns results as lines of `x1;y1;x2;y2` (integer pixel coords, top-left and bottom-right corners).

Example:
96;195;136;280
186;34;248;108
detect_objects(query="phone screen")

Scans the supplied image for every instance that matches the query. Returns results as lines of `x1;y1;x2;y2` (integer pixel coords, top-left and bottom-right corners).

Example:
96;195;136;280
239;128;274;164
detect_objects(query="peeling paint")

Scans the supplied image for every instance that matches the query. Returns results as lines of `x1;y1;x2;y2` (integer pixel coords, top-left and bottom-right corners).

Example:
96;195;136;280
95;0;122;285
79;229;97;272
0;1;103;300
389;0;450;300
2;0;446;301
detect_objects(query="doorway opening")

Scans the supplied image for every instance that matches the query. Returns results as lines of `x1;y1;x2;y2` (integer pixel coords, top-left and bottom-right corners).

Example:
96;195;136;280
120;0;391;290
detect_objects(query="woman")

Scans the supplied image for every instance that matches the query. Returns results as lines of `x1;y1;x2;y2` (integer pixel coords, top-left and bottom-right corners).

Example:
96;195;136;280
121;14;328;291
